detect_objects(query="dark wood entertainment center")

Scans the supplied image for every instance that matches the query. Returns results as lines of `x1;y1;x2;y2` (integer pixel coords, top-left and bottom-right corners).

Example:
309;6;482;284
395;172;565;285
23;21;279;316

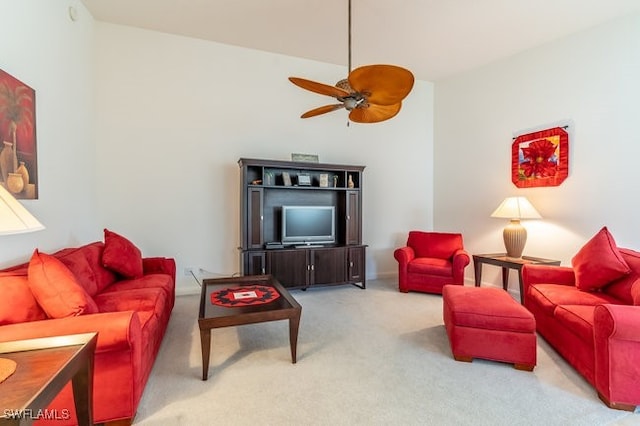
238;158;366;289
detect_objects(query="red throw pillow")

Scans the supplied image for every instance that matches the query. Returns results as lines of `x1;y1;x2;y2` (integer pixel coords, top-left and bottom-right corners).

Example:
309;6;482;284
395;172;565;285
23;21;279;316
572;227;630;291
27;250;99;318
102;229;143;278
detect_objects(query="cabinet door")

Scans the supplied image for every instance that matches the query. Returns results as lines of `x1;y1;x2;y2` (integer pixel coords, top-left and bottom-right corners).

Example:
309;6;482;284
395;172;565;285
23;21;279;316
244;251;266;275
345;190;361;245
267;249;308;288
348;246;366;287
247;187;264;249
310;247;347;286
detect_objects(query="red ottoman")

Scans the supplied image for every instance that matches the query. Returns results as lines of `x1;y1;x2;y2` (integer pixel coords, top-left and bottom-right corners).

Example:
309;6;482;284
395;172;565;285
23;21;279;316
442;285;536;371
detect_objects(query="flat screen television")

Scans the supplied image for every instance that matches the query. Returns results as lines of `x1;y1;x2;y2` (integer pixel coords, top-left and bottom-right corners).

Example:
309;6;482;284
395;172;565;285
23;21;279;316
281;205;336;245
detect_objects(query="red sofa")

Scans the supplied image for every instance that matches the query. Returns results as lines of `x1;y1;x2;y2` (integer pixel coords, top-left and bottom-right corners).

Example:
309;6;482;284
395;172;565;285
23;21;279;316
522;228;640;411
0;232;175;425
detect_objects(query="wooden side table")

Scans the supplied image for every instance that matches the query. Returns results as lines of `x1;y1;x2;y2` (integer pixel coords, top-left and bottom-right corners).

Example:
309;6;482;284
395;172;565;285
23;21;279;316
473;253;561;304
0;333;97;426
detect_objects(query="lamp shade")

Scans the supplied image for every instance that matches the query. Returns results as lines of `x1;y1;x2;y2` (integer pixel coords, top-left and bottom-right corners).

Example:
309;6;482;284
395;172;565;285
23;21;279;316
490;197;541;220
0;184;44;235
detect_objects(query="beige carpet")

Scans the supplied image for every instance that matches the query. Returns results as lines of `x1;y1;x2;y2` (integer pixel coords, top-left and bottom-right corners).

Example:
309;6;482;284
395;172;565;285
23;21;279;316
134;279;639;425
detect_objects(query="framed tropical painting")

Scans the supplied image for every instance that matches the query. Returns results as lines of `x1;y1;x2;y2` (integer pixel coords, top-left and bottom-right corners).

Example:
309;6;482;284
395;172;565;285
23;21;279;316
512;126;568;188
0;68;37;199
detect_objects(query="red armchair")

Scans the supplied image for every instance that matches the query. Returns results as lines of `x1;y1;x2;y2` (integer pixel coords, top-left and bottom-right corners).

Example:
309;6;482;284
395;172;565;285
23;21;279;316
394;231;470;294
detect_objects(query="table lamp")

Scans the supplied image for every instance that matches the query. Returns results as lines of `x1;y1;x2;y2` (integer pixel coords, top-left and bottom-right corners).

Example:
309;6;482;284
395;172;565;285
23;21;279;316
0;184;44;382
491;196;541;258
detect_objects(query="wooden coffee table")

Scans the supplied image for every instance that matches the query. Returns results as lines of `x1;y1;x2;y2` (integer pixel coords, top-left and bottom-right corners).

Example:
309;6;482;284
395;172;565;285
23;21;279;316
198;274;301;380
0;332;97;426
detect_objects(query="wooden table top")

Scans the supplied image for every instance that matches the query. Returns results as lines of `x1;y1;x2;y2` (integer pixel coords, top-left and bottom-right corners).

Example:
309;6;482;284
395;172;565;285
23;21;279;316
0;333;97;422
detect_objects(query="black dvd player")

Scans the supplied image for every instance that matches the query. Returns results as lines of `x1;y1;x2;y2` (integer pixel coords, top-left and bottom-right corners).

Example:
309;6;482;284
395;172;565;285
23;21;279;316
265;242;284;249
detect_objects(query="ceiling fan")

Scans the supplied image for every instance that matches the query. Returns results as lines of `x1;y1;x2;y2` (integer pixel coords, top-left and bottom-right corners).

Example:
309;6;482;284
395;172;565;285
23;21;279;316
288;0;414;124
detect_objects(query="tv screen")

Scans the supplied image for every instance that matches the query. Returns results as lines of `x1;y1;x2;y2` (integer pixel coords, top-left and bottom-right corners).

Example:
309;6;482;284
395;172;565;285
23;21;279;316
281;205;335;245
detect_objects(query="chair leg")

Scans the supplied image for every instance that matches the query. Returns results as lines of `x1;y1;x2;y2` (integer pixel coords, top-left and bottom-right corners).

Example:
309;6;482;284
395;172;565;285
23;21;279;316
514;363;534;372
597;392;636;411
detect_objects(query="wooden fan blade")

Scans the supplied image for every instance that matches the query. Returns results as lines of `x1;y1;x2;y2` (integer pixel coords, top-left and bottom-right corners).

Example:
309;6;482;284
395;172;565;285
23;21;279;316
348;102;402;123
289;77;351;99
348;65;414;106
301;104;345;118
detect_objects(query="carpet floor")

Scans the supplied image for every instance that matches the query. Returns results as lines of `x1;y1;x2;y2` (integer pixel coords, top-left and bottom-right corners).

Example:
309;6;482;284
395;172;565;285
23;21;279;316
134;279;639;425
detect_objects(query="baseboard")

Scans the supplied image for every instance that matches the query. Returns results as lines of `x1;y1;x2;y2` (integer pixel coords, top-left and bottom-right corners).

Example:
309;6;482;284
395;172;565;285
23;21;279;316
176;283;201;296
174;273;505;297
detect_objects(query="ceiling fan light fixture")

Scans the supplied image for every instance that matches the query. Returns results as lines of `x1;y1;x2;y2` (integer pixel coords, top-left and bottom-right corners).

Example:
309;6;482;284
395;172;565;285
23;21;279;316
343;98;358;111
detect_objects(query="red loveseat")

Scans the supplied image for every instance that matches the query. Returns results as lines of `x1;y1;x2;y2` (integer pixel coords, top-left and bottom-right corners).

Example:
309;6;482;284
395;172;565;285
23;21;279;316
522;227;640;411
0;231;175;425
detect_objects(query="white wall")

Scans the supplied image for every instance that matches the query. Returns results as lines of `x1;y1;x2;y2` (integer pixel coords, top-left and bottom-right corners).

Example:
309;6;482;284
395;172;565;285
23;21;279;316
0;0;98;267
93;23;433;292
434;13;640;289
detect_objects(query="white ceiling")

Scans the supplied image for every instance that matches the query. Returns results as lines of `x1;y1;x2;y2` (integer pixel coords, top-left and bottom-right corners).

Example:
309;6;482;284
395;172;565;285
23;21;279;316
79;0;640;81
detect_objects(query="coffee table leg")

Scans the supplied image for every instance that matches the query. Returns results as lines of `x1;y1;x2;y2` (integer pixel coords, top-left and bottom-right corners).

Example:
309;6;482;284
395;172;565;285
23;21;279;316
71;357;93;426
200;329;211;381
289;313;301;364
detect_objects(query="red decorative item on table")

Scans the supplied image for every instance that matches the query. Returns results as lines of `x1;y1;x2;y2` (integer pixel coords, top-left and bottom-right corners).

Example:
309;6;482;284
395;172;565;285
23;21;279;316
211;285;280;307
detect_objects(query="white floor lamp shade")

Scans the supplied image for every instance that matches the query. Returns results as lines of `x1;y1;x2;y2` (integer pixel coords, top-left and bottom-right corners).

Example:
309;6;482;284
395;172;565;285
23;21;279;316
0;184;44;234
491;197;541;258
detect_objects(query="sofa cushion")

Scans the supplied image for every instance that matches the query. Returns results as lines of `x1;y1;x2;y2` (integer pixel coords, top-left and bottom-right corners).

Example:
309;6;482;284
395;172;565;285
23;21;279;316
0;272;47;325
554;305;595;345
571;227;630;291
102;229;143;279
55;242;117;295
54;247;99;296
407;257;452;277
604;248;640;304
527;283;621;316
27;250;99;318
101;274;174;300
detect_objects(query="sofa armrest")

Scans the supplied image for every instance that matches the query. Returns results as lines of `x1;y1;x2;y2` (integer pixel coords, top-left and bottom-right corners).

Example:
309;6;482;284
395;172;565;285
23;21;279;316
0;311;142;354
143;257;176;282
393;246;415;266
452;249;470;283
595;304;640;343
452;249;471;269
593;304;640;408
522;264;575;286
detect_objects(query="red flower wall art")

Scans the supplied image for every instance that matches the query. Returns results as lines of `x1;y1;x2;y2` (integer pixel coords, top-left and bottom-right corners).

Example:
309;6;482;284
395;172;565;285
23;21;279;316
512;126;568;188
0;68;37;199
